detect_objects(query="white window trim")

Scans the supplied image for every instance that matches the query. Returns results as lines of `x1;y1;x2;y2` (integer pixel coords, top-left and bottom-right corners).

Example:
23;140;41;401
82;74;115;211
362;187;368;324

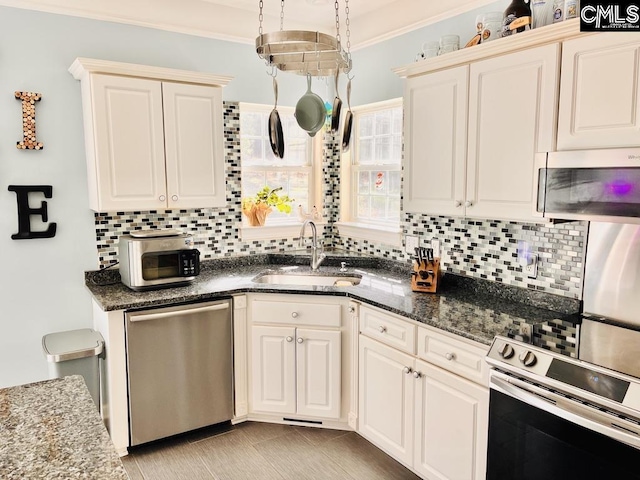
239;102;324;241
339;97;403;247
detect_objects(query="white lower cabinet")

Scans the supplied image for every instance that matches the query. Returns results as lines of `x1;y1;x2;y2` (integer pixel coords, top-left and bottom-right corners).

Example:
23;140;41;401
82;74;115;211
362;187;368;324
413;360;489;480
251;325;341;419
358;305;489;480
248;294;348;422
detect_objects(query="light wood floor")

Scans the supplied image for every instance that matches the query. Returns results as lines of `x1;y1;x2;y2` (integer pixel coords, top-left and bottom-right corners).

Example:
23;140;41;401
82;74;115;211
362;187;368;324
121;421;421;480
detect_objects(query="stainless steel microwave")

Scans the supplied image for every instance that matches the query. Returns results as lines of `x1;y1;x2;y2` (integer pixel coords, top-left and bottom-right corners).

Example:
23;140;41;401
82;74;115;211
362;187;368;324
118;229;200;291
534;148;640;224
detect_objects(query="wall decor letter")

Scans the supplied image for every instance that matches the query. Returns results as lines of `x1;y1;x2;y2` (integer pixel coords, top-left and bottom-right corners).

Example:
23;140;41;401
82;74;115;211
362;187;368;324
8;185;57;239
15;91;43;150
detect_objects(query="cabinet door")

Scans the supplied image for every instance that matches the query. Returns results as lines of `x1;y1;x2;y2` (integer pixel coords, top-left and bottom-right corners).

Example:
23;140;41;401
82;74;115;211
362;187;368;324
558;33;640;150
404;66;468;215
91;74;167;211
251;325;296;414
358;335;414;467
162;82;226;208
296;328;341;419
413;360;489;480
467;43;559;221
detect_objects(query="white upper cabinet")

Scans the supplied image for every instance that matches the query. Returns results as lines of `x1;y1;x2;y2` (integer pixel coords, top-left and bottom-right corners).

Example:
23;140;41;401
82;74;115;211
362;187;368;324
70;58;231;212
466;43;559;221
404;66;469;215
557;33;640;150
163;82;226;209
402;43;559;222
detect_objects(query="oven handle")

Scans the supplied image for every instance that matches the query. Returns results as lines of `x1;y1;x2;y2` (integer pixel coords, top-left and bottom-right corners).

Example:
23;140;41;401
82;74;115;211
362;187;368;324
490;373;640;450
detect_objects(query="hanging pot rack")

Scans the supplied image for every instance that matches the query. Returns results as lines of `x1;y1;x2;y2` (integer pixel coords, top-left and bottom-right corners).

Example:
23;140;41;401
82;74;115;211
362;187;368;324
255;0;352;77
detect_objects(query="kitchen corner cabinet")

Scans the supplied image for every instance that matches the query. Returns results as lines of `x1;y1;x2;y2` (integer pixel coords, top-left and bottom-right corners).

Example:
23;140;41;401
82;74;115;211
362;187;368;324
403;43;559;222
358;304;489;480
557;33;640;150
247;294;352;424
69;58;232;212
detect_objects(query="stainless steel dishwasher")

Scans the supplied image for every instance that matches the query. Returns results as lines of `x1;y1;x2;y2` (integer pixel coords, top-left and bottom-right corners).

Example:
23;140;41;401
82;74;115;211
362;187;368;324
125;299;233;446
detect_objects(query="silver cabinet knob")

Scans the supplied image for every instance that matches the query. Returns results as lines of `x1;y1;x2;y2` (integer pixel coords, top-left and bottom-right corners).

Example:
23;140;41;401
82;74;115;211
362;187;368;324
378;326;387;333
403;366;412;374
348;306;355;314
445;352;456;361
455;201;462;207
297;337;304;344
286;336;293;343
291;312;299;318
465;200;473;207
171;195;178;201
413;371;422;379
159;195;166;201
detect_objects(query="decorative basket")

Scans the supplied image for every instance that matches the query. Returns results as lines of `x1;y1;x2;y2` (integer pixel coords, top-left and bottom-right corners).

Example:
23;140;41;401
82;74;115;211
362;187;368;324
243;203;272;227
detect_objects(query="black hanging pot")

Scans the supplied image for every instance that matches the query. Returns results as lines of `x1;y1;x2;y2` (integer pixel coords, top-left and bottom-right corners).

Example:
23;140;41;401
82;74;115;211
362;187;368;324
331;70;342;134
342;78;353;152
268;77;284;159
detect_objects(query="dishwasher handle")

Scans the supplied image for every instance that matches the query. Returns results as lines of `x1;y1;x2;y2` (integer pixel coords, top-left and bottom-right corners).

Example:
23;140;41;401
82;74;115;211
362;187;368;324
129;302;229;322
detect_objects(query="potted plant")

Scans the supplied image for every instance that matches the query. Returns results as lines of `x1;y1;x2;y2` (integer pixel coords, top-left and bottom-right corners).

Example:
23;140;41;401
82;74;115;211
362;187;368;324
242;186;294;226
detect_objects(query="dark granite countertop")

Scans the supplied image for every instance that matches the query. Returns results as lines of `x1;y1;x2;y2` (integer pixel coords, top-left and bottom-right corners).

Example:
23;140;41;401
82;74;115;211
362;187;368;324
85;252;581;347
0;376;128;479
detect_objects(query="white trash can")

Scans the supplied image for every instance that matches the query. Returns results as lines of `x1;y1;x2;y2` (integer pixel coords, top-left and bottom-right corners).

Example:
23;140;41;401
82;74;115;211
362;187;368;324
42;328;104;409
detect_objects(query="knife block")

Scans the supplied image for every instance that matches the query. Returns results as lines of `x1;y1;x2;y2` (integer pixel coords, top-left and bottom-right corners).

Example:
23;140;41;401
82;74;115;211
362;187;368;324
411;258;441;293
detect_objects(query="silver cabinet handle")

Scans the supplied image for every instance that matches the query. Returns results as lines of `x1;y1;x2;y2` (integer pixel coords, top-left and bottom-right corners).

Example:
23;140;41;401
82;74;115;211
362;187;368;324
172;195;178;201
455;201;462;207
129;302;229;322
445;352;456;361
465;200;473;207
297;337;304;344
286;336;293;343
291;312;299;318
403;366;412;374
159;195;166;202
348;306;355;314
413;371;422;379
378;326;387;333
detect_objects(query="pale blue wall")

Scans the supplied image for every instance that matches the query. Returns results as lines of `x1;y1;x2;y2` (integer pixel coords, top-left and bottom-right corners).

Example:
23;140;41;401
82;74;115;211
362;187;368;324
0;3;509;387
348;0;508;105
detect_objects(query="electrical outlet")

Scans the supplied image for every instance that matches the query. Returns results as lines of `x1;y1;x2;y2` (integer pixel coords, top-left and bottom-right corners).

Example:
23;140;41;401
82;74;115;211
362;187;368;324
405;235;419;254
525;255;538;279
518;323;533;343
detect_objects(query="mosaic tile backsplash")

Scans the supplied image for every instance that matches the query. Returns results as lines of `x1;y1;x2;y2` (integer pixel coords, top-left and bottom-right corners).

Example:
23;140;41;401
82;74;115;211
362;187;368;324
94;102;588;300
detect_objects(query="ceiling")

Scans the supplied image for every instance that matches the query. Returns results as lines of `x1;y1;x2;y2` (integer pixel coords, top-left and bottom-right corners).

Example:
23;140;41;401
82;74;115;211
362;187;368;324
0;0;494;48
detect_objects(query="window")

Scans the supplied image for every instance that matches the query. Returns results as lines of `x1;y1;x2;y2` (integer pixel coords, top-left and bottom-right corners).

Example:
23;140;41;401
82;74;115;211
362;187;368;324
339;99;402;242
240;103;315;230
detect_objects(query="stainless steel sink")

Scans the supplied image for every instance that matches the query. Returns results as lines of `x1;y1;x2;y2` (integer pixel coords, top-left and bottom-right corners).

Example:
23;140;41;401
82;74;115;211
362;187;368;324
252;273;361;287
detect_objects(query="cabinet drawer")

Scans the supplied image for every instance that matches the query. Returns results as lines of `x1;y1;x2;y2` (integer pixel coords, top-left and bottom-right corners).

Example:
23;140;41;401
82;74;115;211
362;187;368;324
417;327;489;386
252;298;341;328
360;306;416;354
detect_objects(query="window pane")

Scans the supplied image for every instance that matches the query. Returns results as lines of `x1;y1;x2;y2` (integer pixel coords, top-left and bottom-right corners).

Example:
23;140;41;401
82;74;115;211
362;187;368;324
358;171;370;194
388;197;401;221
241;112;264;137
370;196;387;219
388;170;401;196
359;115;373;137
375;111;391;135
241;171;267;196
358;139;374;165
357;195;370;218
241;138;265;165
375;136;391;163
392;108;403;134
372;171;387;195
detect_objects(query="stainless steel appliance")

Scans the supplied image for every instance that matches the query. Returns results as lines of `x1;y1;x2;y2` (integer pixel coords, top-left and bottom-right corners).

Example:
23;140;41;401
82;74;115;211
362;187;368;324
125;300;233;446
485;220;640;478
118;229;200;291
534;148;640;224
486;337;640;479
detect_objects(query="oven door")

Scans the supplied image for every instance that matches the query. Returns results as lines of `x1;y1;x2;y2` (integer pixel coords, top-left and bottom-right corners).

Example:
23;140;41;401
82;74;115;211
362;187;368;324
487;373;640;480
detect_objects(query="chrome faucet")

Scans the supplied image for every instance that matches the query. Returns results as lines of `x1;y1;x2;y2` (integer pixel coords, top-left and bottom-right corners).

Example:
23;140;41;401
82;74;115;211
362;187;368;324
298;220;326;271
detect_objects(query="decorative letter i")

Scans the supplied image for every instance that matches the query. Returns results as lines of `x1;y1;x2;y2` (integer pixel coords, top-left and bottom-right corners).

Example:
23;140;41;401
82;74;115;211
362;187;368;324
15;91;43;150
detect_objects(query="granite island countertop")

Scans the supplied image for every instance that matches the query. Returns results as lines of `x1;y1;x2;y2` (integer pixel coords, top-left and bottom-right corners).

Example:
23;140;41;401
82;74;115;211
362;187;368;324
0;375;128;479
85;253;581;348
